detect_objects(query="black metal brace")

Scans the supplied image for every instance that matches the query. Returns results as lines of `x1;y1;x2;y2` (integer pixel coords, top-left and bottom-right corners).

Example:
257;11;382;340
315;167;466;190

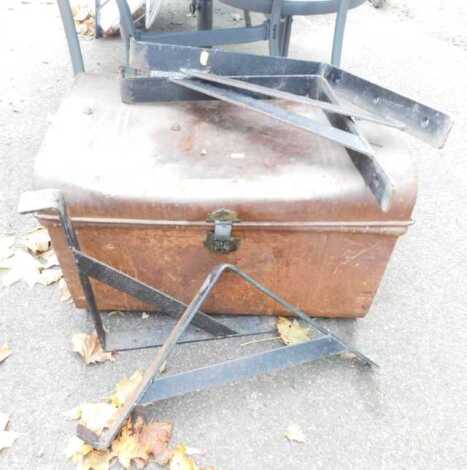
19;189;377;450
122;40;453;211
76;262;377;449
18;190;246;350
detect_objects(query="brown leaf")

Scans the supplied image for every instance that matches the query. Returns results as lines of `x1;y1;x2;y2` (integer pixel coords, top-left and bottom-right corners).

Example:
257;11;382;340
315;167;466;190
170;444;199;470
72;333;114;365
285;423;306;443
0;414;19;452
65;372;175;469
109;370;143;408
276;317;311;345
23;227;51;254
134;416;173;465
0;344;12;364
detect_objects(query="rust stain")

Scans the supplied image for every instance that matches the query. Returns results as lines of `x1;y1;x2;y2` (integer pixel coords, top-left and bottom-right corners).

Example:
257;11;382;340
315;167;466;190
42;220;399;318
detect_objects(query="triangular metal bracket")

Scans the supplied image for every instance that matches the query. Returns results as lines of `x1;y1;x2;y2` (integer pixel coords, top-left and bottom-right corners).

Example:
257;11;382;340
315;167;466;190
18;190;377;451
77;263;377;449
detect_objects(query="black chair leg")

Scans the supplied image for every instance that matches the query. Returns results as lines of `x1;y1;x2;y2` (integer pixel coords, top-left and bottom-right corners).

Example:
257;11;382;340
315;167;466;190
197;0;214;30
280;15;293;56
268;0;284;56
244;9;252;27
331;0;350;66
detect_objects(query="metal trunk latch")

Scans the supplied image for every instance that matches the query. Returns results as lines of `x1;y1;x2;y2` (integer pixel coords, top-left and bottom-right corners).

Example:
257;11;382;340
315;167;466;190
204;208;240;253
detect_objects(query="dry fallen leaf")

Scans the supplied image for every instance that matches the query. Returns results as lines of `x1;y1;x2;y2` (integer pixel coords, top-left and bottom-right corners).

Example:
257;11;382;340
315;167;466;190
276;317;311;345
38;250;59;269
38;267;63;286
0;249;42;287
134;416;173;465
0;414;20;452
109;370;144;408
72;1;96;37
66;436;114;470
72;333;114;365
170;445;199;470
0;344;12;364
0;228;63;289
79;448;113;470
66;402;116;435
66;370;176;470
112;420;149;469
285;423;306;443
23;227;51;254
65;436;93;463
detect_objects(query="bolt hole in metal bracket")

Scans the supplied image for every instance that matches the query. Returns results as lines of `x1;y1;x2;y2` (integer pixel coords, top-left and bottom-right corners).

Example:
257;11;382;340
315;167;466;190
122;40;453;211
19;189;377;449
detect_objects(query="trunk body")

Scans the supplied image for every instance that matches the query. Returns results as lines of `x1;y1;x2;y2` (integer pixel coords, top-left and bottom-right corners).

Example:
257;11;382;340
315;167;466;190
34;74;417;317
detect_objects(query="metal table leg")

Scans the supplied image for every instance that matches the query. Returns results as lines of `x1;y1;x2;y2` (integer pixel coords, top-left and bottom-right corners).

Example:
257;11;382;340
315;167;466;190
331;0;351;66
56;0;85;75
197;0;214;30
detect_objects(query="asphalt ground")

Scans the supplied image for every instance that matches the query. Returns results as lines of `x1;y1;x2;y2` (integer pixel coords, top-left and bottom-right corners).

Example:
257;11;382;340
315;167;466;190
0;1;466;469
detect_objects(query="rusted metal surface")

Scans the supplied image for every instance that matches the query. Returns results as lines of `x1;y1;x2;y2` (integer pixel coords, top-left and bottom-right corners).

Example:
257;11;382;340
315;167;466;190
34;74;417;318
42;220;402;316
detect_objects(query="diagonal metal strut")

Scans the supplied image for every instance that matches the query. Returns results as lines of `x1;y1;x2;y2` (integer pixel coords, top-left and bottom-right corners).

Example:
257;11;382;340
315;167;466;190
170;77;375;157
74;250;238;338
77;263;377;449
178;68;405;130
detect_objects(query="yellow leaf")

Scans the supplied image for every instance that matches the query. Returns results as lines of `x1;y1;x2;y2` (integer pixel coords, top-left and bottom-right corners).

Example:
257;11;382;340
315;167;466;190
0;344;12;364
67;403;117;435
79;449;113;470
276;317;311;345
109;370;143;407
65;436;93;463
72;333;114;365
112;421;149;469
23;227;51;254
285;423;306;443
170;444;199;470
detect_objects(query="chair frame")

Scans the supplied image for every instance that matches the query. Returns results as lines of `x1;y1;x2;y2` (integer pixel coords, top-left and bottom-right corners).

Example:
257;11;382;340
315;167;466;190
56;0;356;77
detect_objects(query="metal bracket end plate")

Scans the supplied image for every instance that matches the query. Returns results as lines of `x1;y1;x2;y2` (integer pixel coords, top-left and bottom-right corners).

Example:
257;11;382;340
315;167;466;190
17;189;63;215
